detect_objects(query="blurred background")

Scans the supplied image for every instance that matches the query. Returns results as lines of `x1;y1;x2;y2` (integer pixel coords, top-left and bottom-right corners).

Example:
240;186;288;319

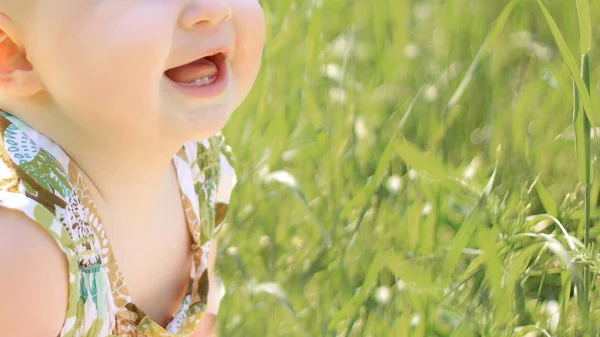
216;0;600;336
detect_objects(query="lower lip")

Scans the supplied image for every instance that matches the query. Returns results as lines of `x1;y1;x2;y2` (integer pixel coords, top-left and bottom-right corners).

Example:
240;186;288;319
165;56;229;99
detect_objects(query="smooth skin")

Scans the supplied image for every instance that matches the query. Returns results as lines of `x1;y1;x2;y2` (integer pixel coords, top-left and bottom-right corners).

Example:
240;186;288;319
0;0;265;336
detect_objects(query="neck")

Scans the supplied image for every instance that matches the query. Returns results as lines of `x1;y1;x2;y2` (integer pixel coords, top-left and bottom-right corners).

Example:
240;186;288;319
5;99;185;218
69;138;180;208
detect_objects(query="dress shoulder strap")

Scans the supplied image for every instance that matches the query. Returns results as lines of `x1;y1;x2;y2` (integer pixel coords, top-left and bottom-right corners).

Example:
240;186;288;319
0;112;116;337
177;132;237;246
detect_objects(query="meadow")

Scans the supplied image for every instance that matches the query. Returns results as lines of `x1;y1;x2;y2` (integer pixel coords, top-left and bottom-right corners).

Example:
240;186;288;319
215;0;600;335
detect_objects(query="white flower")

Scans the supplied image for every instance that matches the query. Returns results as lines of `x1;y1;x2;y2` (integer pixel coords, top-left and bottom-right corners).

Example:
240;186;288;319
228;315;241;328
404;43;420;60
513;31;533;46
410;313;421;327
226;247;238;256
422;202;432;215
513;31;553;61
544;300;560;333
396;280;406;291
532;43;552;61
408;169;418;180
424;85;439;101
259;235;271;248
249;282;287;299
281;149;298;162
291;236;304;249
329;87;347;104
264;170;298;189
354;116;368;139
386;175;402;194
256;165;270;180
414;2;433;21
330;34;352;57
374;286;391;305
324;63;344;82
240;205;253;217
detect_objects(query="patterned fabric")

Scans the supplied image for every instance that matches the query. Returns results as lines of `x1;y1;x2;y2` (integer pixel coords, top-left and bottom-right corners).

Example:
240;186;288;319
0;111;236;337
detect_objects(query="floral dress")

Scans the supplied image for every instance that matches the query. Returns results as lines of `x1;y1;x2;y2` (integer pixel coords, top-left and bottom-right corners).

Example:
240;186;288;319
0;111;236;337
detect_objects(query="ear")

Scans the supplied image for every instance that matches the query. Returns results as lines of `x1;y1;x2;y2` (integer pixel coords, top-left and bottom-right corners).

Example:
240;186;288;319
0;14;43;97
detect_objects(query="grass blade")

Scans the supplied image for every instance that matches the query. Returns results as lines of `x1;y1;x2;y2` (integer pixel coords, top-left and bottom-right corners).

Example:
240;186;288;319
395;139;481;196
440;150;499;283
512;232;587;329
580;51;593;334
581;53;592;245
383;253;441;297
575;0;592;53
477;227;509;318
559;271;573;331
337;129;397;222
525;140;559;217
265;171;331;248
573;73;588;187
536;0;600;126
514;326;552;337
534;176;559;218
447;0;520;109
526;214;583;250
337;86;422;223
327;254;383;331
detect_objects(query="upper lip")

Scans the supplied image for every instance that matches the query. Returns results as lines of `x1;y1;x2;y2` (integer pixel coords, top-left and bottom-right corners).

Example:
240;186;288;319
166;46;232;71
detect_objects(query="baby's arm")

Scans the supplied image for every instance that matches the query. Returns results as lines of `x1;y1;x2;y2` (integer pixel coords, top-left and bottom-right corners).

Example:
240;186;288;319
191;239;219;337
0;207;68;337
192;313;216;337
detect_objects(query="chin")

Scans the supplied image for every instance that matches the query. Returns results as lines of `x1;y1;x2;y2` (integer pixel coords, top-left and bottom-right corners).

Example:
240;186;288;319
180;105;234;140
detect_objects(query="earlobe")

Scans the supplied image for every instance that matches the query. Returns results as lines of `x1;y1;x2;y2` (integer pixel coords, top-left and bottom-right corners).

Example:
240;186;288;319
0;68;44;97
0;17;44;97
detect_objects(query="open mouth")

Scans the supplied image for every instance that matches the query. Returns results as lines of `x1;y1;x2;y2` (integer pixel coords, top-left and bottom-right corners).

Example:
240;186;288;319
165;52;227;87
164;52;229;98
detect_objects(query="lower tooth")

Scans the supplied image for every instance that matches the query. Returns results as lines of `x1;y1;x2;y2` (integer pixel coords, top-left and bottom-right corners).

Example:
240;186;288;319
194;77;211;85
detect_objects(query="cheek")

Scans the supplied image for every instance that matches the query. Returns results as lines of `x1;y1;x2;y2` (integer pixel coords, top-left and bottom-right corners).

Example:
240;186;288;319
27;7;175;124
230;0;266;108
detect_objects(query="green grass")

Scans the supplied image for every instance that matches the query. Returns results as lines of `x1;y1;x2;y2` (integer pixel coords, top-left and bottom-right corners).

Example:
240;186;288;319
215;0;600;335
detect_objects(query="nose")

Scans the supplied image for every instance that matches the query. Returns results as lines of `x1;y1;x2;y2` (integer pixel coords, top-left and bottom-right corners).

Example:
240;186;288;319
179;0;232;29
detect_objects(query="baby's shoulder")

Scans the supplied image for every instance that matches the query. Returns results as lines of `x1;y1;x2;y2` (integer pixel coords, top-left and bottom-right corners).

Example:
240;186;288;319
0;206;68;336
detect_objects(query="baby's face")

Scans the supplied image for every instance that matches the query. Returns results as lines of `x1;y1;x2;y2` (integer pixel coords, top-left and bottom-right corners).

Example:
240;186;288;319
18;0;265;141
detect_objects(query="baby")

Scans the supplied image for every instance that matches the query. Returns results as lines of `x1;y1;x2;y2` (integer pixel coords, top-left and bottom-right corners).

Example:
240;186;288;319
0;0;264;336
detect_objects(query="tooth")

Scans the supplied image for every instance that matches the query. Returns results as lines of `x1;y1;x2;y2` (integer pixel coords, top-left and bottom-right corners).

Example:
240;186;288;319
193;76;210;85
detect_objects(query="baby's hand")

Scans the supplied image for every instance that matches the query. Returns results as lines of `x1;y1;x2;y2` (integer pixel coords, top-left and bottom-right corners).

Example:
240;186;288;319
192;312;217;337
192;239;220;336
